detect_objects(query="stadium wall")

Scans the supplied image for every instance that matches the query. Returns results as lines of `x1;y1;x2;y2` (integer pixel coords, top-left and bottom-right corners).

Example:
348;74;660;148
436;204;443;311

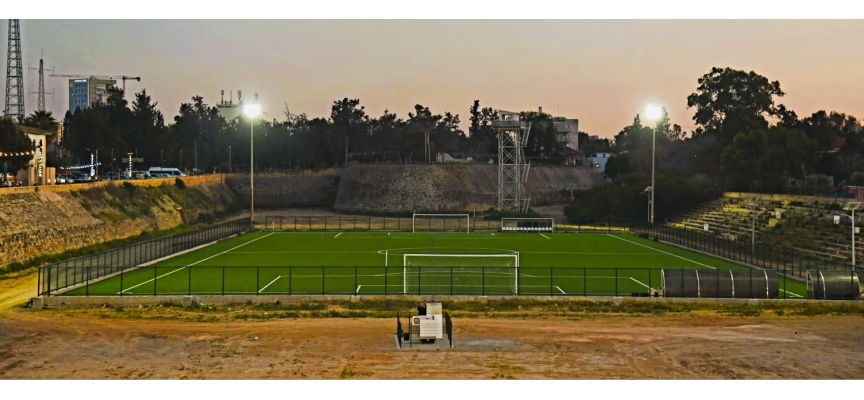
224;169;341;208
0;179;237;267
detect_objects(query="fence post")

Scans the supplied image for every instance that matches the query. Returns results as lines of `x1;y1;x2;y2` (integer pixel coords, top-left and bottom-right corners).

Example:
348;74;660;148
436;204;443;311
188;266;192;296
257;266;260;295
222;266;225;296
86;267;90;297
154;265;157;296
322;267;325;294
119;268;123;297
615;268;618;296
482;267;485;296
289;267;292;295
550;268;554;296
450;266;454;295
384;267;388;295
354;266;358;295
584;268;587;296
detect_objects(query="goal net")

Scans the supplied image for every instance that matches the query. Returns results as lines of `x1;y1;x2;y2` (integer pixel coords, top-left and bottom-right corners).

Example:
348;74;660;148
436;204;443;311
501;218;555;233
403;253;519;295
412;214;471;233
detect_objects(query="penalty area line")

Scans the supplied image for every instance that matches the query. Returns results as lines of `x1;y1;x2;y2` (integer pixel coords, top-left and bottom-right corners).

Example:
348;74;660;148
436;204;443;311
780;289;804;298
356;285;362;294
629;277;650;289
555;286;566;294
540;234;551;239
334;232;342;238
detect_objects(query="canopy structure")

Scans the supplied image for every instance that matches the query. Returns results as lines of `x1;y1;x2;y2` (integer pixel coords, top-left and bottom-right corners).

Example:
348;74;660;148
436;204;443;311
661;269;779;299
806;271;861;300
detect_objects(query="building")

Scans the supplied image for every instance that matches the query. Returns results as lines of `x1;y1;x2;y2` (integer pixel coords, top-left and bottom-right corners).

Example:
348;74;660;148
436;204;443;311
584;152;613;173
537;107;579;152
68;78;117;112
216;90;245;121
14;125;54;185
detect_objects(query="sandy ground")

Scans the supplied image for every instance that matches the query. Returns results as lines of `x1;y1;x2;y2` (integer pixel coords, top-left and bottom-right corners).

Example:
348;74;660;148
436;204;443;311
1;308;863;379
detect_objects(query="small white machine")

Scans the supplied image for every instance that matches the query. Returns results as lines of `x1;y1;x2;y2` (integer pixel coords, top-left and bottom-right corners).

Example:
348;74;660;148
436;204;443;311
411;301;444;343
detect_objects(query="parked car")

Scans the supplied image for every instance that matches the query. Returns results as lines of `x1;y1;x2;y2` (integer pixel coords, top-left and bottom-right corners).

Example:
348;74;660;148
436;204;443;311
148;167;186;177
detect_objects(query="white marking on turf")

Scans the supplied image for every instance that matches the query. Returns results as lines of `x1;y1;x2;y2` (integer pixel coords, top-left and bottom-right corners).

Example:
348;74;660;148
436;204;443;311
555;286;566;294
629;277;650;289
780;289;804;298
334;232;342;238
540;234;551;240
606;234;717;270
118;232;276;295
356;285;362;294
258;276;283;293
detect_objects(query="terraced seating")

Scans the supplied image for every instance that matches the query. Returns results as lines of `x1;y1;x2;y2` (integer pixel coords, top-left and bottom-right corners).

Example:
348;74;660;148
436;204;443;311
665;192;862;264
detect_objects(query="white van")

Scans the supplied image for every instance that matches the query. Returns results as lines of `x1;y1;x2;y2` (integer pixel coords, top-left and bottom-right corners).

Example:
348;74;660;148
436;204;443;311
148;167;186;177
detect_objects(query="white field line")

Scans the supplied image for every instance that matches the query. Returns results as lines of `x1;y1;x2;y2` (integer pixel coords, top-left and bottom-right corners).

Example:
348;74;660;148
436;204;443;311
258;276;283;293
629;277;651;289
117;232;276;295
540;234;551;240
606;234;717;270
491;233;495;236
555;286;566;294
356;285;362;294
334;232;342;238
780;289;804;298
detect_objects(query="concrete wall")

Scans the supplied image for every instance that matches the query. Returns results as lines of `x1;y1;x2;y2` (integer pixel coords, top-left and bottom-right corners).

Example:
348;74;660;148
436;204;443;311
0;177;235;267
31;294;863;309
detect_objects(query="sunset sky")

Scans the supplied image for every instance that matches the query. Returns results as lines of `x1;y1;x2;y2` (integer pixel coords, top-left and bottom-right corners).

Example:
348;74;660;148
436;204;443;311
3;19;864;138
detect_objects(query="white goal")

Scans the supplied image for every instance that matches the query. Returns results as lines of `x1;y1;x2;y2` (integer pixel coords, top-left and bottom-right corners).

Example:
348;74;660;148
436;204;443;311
402;253;519;295
501;218;555;233
412;213;471;233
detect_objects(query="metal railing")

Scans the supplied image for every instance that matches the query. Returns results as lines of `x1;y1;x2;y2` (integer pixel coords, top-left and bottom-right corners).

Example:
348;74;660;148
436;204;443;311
633;224;859;279
41;266;805;299
37;218;251;296
261;216;630;233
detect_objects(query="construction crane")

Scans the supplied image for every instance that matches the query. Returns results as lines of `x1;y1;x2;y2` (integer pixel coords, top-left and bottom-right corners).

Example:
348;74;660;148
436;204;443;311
49;73;141;98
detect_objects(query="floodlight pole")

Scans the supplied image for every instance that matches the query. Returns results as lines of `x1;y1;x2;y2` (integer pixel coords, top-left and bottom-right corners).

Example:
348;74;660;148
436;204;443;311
835;203;861;270
250;118;255;230
650;129;655;225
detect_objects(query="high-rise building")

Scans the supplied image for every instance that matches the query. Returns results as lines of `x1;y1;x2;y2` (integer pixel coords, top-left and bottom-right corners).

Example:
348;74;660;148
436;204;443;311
68;78;117;113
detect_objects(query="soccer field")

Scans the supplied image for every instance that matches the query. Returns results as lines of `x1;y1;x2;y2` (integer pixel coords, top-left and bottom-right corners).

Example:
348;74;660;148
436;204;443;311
58;231;808;298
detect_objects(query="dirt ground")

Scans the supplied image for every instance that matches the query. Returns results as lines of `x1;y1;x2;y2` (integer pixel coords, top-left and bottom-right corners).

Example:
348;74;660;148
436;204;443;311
1;306;863;379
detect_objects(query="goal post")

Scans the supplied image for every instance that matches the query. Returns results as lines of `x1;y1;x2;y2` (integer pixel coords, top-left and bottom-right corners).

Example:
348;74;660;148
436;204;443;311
412;213;471;233
402;253;519;295
501;218;555;233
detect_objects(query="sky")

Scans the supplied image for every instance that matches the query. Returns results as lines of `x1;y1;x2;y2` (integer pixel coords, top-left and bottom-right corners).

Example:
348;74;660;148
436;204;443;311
2;19;864;138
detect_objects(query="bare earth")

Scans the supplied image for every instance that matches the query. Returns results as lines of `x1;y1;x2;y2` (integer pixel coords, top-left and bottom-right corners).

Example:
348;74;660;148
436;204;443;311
1;309;863;379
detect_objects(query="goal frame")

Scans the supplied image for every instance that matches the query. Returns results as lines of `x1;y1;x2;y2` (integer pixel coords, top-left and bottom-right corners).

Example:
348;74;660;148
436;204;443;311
412;213;471;233
501;218;555;233
402;253;519;294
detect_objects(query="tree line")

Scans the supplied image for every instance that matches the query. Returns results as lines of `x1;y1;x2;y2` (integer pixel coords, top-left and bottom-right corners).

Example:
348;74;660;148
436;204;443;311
566;66;864;224
15;89;571;174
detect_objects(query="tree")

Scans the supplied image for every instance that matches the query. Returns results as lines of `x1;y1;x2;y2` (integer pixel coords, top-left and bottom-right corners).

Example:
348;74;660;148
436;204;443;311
330;98;368;165
468;100;498;159
408;104;440;163
23;110;58;132
686;67;785;145
0;118;36;173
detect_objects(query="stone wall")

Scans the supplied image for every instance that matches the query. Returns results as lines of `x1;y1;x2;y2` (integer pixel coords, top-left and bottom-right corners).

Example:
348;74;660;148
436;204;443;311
334;165;601;214
0;179;236;267
224;170;340;208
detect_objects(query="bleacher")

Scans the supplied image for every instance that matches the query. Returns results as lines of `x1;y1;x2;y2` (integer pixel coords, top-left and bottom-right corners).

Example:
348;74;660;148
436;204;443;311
665;193;861;264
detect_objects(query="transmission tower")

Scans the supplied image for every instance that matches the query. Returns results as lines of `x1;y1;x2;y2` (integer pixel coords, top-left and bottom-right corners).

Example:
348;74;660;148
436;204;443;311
4;19;24;121
492;110;532;214
29;50;54;111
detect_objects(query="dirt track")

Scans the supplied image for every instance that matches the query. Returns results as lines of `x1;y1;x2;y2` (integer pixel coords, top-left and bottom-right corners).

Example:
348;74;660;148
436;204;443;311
1;309;863;379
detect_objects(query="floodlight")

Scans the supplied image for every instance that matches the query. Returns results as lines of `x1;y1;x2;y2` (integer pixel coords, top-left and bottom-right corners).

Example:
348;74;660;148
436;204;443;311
244;103;260;118
645;104;663;121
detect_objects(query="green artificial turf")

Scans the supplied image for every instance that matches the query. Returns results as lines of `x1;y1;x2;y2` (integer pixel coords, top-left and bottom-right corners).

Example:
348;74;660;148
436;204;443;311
59;231;808;298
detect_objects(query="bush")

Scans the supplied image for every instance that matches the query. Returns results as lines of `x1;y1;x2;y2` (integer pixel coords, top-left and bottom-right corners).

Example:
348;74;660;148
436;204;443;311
175;178;186;189
122;181;134;190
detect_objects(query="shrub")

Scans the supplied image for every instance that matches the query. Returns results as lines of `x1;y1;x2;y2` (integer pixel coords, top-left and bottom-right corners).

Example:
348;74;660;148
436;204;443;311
175;178;186;189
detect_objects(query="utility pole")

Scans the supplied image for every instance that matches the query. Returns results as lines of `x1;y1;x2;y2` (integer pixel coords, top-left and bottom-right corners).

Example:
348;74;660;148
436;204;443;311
748;195;760;254
29;51;54;112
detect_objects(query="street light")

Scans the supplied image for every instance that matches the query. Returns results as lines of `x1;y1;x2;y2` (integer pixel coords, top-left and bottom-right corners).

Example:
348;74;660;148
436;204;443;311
244;102;261;229
160;150;164;166
834;202;862;269
228;145;232;172
644;104;663;224
747;195;761;254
